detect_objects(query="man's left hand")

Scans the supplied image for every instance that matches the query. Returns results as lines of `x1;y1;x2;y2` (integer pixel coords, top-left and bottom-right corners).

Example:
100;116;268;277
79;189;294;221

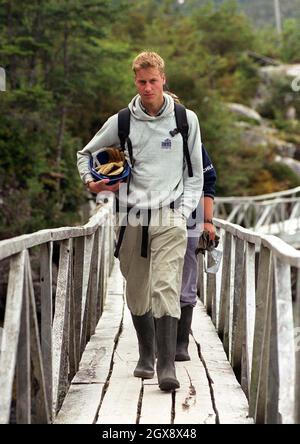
203;222;216;240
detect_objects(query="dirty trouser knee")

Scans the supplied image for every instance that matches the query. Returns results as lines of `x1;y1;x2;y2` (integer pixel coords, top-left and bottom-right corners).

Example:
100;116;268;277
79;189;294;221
180;229;201;308
118;223;151;316
150;208;187;319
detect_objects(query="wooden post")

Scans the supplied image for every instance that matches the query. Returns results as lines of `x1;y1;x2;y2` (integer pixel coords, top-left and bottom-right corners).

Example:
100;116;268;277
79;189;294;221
244;242;256;396
40;242;53;419
272;258;295;423
26;252;50;424
16;277;30;424
255;257;273;424
52;239;72;416
218;231;232;357
231;237;245;366
0;251;26;424
249;245;271;418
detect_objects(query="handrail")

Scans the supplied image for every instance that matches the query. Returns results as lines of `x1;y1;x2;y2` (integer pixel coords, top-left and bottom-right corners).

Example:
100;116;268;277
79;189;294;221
0;203;110;261
0;198;115;424
198;217;300;423
215;186;300;202
214;187;300;234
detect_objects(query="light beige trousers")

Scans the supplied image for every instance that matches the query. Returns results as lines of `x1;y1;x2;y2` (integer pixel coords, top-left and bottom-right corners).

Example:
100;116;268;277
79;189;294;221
118;208;187;319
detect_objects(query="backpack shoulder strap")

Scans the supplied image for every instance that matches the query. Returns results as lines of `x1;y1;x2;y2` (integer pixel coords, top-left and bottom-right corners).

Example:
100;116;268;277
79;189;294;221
118;107;134;167
118;107;130;150
174;103;193;177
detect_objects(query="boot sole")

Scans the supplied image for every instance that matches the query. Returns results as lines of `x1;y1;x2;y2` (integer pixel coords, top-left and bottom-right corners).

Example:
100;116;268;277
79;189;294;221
159;378;180;391
134;370;154;379
175;354;191;362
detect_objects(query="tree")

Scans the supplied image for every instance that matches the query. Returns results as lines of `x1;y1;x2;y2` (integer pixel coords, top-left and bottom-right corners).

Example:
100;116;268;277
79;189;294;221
0;0;130;238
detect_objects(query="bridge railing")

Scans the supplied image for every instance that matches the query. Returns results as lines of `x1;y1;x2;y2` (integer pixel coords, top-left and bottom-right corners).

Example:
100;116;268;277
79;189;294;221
214;186;300;231
198;217;300;424
0;198;114;424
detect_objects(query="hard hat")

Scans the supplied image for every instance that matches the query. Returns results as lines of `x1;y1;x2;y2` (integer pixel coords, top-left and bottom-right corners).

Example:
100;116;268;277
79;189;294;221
89;147;131;185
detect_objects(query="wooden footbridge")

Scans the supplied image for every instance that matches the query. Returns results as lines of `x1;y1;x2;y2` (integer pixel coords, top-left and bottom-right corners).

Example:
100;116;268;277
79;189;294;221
0;191;300;424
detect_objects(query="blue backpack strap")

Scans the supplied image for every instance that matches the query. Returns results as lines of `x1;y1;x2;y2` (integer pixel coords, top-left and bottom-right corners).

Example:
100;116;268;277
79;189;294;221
118;107;134;168
173;102;193;177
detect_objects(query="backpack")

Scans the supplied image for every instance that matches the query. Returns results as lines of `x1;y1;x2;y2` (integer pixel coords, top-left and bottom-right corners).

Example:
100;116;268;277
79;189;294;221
117;102;193;177
114;103;199;258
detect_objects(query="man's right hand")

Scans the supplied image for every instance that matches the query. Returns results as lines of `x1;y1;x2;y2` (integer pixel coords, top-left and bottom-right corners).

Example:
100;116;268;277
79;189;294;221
87;179;121;194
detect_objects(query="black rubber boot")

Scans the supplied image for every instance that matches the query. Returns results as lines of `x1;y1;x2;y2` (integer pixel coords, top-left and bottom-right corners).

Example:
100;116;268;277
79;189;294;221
175;305;193;361
131;311;155;379
156;316;180;391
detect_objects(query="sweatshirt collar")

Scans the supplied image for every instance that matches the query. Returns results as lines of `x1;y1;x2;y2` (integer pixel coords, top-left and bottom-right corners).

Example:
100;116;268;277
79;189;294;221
140;97;167;117
129;93;174;121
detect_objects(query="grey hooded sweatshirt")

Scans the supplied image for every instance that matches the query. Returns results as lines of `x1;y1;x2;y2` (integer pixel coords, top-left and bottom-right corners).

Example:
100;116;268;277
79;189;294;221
77;93;203;219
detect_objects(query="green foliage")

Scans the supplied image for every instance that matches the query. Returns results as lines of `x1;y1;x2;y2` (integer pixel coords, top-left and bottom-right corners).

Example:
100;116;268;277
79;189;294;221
281;19;300;63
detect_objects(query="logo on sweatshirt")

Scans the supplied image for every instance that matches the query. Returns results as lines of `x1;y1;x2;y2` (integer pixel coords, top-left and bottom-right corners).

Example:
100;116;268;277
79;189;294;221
161;138;172;149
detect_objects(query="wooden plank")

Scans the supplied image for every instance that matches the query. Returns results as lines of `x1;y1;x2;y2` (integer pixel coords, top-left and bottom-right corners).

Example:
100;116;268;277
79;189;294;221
174;343;215;424
255;260;273;424
249;245;271;418
0;251;26;424
89;229;100;336
16;281;31;424
231;237;245;365
96;227;105;320
192;301;252;424
52;239;72;416
266;268;279;424
231;253;246;388
80;234;94;354
54;384;103;424
55;261;124;423
40;242;53;419
214;218;262;246
96;359;141;424
218;231;232;357
273;258;295;424
68;251;77;381
26;253;50;424
244;242;256;396
72;337;116;384
73;236;84;365
261;235;300;268
96;305;141;424
140;384;173;424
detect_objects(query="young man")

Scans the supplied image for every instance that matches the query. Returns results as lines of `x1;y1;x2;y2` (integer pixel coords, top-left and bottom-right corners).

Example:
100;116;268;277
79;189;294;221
176;146;217;361
77;52;203;391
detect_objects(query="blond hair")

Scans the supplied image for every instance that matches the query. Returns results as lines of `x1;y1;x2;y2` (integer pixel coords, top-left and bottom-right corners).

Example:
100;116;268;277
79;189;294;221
132;51;165;75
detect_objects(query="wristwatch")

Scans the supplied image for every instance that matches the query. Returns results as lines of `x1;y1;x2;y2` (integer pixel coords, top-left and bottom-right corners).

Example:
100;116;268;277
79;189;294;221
204;219;214;224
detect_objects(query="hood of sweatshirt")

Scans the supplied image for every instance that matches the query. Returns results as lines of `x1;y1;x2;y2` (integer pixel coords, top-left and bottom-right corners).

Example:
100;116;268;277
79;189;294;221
128;93;174;121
